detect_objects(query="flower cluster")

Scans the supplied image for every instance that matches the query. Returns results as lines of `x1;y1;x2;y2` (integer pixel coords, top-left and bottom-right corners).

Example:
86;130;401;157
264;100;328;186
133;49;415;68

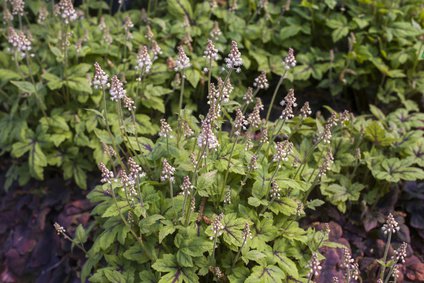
123;16;134;39
283;48;296;70
249;155;258;171
56;0;78;24
318;150;334;177
54;222;66;236
102;144;116;158
300;101;312;118
217;77;234;103
122;95;136;111
270;181;281;199
128;157;145;180
99;162;114;184
160;159;175;183
159;119;173;138
204;39;219;61
109;76;126;101
210;21;222;39
242;223;252;243
247;98;264;128
92;63;109;89
210;213;225;240
273;140;293;163
3;8;13;23
307;253;322;278
151;40;162;60
224;40;243;72
198;120;219;151
341;249;359;281
253;72;269;89
7;28;32;57
260;128;268;144
233;108;247;136
135;45;152;74
392;242;407;263
382;213;400;235
10;0;25;16
243;87;254;104
182;121;194;137
180;176;193;196
174;46;191;72
280;88;297;120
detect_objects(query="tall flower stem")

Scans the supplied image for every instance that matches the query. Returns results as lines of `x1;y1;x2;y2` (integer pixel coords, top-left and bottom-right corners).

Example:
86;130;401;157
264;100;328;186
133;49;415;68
222;135;239;198
380;232;392;280
179;71;185;113
131;111;151;175
384;264;397;283
169;180;174;206
102;89;126;171
232;238;247;268
108;183;155;261
265;70;287;124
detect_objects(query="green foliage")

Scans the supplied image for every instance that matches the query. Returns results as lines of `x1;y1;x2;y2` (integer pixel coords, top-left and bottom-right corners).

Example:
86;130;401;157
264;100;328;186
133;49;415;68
1;0;423;190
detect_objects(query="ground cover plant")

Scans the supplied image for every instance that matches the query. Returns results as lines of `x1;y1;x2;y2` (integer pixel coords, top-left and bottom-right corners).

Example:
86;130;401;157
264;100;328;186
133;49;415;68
1;0;423;192
66;41;422;281
0;0;424;282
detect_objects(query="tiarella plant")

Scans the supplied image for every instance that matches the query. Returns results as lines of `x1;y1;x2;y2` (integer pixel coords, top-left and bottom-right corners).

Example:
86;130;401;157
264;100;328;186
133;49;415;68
76;41;357;282
1;0;423;191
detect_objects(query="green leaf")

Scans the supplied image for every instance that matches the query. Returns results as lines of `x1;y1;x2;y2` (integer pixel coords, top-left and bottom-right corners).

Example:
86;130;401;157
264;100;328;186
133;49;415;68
321;176;365;212
279;26;302;41
65;63;92;77
332;27;349;42
185;69;201;87
0;69;21;82
159;222;176;243
11;81;36;94
152;254;199;283
65;77;92;94
176;250;193;267
364;121;395;146
245;265;284;283
167;0;193;18
372;158;424;183
123;245;151;264
74;224;88;245
324;0;337;9
29;142;47;180
197;170;217;197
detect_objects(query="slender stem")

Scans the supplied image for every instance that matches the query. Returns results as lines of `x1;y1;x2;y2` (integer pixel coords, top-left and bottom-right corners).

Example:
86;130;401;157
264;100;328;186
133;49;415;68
109;183;154;261
260;196;276;214
179;71;185;113
212;234;218;261
222;135;239;195
380;232;392;280
384;264;396;283
25;52;47;117
169;180;174;207
131;111;151;175
232;239;246;268
265;71;287;123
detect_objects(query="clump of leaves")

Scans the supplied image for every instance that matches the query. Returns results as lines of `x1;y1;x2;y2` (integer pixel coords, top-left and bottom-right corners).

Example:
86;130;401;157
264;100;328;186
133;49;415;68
318;104;424;212
73;40;358;282
1;0;422;191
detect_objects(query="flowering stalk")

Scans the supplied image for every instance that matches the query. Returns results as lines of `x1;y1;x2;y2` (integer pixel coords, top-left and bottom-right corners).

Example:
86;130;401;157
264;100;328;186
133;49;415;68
265;70;286;124
53;223;87;253
108;182;155;261
380;214;400;280
232;223;251;267
179;71;185;113
222;135;240;198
